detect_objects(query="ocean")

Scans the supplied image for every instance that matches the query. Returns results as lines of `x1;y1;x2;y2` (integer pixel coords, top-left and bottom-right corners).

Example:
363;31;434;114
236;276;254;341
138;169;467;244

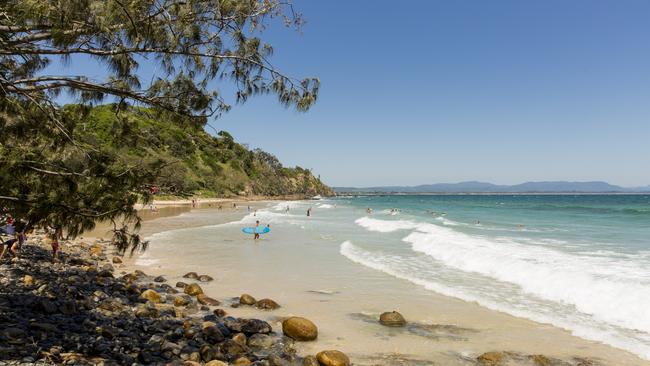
137;194;650;363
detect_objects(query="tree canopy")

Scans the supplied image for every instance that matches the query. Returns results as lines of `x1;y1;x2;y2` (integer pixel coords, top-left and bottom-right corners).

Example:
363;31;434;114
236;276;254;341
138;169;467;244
0;0;319;253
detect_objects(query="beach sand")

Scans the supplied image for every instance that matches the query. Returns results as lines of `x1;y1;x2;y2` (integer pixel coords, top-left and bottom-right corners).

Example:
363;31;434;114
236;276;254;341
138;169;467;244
117;202;650;366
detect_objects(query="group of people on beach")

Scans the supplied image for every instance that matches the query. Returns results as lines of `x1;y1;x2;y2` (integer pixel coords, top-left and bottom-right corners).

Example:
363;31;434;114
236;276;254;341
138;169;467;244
0;214;62;262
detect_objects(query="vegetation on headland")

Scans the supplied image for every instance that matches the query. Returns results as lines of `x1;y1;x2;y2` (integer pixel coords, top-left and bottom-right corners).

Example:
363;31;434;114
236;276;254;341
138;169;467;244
0;0;322;252
80;104;333;199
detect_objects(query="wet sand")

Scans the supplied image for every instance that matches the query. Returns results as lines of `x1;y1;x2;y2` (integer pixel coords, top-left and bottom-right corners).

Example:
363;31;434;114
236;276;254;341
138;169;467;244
119;203;650;366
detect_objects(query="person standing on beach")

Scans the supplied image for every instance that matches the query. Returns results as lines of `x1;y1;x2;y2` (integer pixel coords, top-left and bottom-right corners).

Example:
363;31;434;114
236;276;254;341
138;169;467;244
0;218;18;261
50;228;62;260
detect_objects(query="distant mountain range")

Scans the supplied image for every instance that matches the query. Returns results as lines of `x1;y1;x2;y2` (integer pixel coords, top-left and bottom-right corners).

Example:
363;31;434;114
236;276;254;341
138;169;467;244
334;181;650;194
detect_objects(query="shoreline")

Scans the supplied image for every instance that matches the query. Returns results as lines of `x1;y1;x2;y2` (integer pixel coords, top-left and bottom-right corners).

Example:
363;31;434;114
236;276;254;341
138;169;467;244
124;202;650;366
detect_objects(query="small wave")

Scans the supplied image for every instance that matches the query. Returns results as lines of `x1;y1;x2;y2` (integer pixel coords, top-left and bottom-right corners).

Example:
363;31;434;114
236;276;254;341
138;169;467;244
317;204;335;209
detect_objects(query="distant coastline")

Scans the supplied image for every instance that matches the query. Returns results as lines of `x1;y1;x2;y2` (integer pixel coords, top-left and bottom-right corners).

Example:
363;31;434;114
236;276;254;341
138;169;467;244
334;180;650;195
335;191;650;196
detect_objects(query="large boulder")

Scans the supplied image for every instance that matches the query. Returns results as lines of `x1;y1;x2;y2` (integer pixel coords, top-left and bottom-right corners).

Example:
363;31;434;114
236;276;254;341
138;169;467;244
379;311;406;327
239;294;256;305
282;317;318;341
139;289;162;304
184;283;204;296
255;298;280;310
316;350;350;366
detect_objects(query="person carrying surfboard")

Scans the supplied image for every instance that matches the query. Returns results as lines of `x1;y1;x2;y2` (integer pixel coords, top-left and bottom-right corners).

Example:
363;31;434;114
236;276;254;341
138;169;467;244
254;220;260;240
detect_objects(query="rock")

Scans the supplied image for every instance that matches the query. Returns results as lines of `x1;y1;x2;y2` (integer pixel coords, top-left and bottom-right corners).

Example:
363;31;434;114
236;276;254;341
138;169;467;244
176;281;188;288
206;361;229;366
255;298;280;310
219;339;249;360
3;327;26;344
379;311;406;327
234;356;252;366
316;351;350;366
135;304;159;318
477;352;506;365
198;274;214;282
154;275;166;282
183;362;202;366
247;334;273;348
140;289;162;304
112;256;122;264
60;300;77;315
303;355;319;366
213;308;227;317
174;295;192;307
282;317;318;341
183;272;199;279
197;294;221;306
90;244;103;256
232;332;247;346
23;275;34;286
203;325;225;344
240;293;256;305
241;319;272;335
530;354;552;366
184;283;204;296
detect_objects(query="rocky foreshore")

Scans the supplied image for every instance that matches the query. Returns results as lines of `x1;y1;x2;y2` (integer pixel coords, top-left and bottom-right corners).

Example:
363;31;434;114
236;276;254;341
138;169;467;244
0;234;343;366
0;233;613;366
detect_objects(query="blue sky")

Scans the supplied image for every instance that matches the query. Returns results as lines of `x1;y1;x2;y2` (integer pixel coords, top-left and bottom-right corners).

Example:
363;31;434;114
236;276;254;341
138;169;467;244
50;1;650;187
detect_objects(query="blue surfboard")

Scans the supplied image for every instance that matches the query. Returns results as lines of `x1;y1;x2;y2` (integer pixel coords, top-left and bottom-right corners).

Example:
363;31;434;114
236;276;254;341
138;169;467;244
242;226;271;234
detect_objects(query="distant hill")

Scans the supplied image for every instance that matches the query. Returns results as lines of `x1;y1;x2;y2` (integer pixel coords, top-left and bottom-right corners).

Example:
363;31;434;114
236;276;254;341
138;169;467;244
334;181;650;194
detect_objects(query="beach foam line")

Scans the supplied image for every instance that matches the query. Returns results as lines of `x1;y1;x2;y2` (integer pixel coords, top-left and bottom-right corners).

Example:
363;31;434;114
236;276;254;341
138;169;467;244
339;240;650;361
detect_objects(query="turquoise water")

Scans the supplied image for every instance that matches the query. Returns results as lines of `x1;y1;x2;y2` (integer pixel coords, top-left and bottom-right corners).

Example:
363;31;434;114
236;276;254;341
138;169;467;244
329;195;650;359
142;195;650;360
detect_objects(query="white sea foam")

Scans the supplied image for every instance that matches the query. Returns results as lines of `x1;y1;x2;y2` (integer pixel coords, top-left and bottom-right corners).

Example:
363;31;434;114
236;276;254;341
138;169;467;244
340;240;650;360
317;204;334;209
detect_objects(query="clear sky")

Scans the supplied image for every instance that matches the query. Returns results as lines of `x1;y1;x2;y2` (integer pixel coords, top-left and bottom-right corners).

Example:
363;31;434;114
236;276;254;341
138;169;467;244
51;1;650;187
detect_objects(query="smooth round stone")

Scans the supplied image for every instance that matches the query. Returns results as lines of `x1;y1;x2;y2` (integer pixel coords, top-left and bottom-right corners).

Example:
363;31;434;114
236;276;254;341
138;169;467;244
316;350;350;366
282;317;318;341
379;311;406;327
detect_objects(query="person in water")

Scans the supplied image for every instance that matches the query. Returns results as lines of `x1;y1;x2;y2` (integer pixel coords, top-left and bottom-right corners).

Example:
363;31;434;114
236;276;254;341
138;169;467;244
254;220;260;240
307;208;312;217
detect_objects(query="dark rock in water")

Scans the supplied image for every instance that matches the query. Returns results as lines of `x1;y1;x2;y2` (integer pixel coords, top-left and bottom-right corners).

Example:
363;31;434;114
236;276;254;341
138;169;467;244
200;344;218;362
379;311;406;327
255;298;280;310
197;294;221;306
282;317;317;341
223;317;271;335
239;294;256;305
184;283;204;296
316;350;350;366
112;256;123;264
183;272;199;279
154;275;166;282
219;339;249;360
176;281;188;288
198;274;214;282
247;334;273;349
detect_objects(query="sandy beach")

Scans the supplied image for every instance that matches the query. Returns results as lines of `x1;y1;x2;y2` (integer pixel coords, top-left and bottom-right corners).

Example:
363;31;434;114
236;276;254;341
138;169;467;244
118;200;650;366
